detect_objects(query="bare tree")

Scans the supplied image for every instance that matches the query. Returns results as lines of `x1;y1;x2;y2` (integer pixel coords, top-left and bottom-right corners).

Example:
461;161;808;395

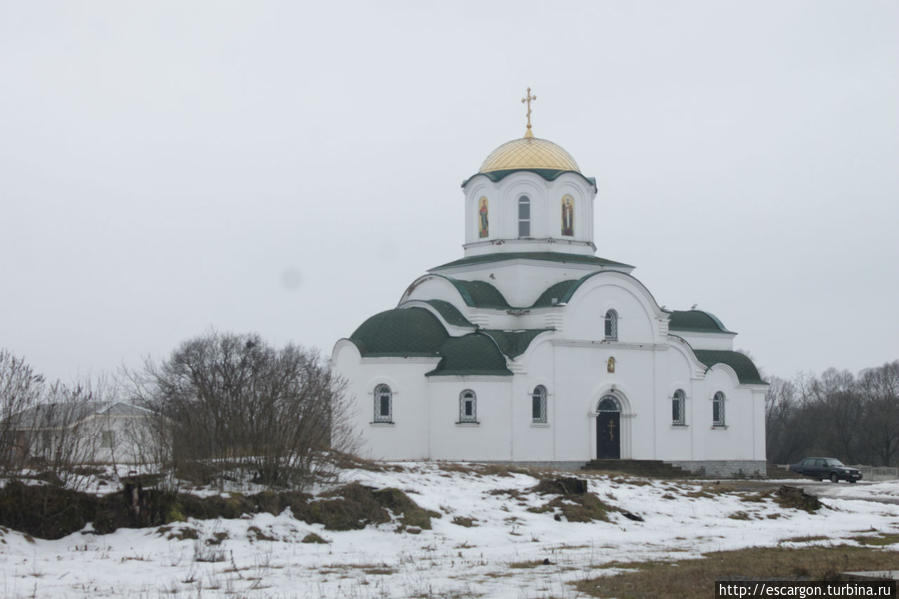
0;350;45;473
859;361;899;466
131;331;355;490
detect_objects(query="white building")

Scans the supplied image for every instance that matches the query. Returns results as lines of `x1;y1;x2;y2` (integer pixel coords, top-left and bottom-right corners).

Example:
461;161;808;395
332;113;768;476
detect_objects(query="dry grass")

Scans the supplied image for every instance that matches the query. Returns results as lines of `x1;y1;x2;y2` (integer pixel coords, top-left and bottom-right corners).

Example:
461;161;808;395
451;516;477;528
575;545;899;599
528;493;615;522
850;533;899;546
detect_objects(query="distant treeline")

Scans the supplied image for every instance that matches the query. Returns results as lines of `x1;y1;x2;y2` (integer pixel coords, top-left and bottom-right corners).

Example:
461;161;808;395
765;360;899;467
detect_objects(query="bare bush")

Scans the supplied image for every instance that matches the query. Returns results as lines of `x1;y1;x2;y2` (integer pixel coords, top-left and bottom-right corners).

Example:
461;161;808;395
0;350;45;473
131;331;355;489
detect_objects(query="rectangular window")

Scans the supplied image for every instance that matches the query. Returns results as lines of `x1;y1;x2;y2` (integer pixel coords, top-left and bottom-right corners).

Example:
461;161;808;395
101;430;115;448
713;400;725;426
672;399;681;424
459;392;478;423
518;198;530;237
379;397;390;418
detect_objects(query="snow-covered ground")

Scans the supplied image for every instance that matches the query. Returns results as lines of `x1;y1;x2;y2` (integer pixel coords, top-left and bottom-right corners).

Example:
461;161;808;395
2;464;898;598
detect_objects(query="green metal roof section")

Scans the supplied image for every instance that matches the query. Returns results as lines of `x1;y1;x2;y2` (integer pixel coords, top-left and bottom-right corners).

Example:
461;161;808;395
530;280;579;308
426;333;513;377
480;329;552;358
668;310;735;334
431;252;633;272
461;168;596;188
349;307;448;357
451;278;510;309
693;350;766;385
418;300;474;328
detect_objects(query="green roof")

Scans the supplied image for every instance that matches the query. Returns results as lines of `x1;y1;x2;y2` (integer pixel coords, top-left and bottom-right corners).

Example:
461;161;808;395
426;333;512;377
669;310;734;334
349;307;448;357
481;329;552;358
461;168;596;188
431;252;633;271
419;300;474;328
453;279;510;309
693;350;766;385
348;308;512;376
531;280;579;308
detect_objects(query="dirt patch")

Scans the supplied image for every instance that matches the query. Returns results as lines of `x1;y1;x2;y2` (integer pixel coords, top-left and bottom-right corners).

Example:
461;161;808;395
0;479;439;539
775;486;822;513
372;487;441;530
533;477;588;495
529;493;616;523
301;532;329;544
452;516;477;528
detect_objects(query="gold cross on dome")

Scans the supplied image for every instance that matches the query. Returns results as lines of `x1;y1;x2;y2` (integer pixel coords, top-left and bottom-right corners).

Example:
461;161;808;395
521;87;537;138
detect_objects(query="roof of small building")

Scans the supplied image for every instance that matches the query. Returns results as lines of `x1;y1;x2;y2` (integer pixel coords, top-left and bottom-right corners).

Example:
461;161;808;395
692;350;766;385
668;310;735;334
425;333;513;377
431;252;632;272
10;401;151;429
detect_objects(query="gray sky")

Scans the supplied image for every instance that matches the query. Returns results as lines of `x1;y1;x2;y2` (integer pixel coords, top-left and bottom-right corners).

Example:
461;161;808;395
1;1;897;383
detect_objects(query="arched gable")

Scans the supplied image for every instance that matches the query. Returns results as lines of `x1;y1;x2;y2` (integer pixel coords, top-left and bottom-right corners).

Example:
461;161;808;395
561;270;666;342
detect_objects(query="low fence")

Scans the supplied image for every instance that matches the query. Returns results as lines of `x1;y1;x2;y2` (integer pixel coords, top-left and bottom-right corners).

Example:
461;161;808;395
853;466;898;481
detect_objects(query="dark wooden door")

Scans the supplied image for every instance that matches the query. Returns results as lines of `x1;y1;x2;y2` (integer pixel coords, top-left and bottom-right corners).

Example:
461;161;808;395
596;412;620;459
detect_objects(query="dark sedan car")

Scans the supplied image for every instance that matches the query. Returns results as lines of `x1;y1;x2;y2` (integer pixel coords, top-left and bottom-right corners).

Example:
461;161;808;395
789;457;862;483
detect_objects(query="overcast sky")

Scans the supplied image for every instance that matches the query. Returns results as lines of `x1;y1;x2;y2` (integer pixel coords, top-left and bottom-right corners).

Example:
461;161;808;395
1;1;896;383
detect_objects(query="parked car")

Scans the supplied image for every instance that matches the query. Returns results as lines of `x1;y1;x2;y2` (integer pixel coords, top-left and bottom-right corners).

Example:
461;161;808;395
789;457;862;483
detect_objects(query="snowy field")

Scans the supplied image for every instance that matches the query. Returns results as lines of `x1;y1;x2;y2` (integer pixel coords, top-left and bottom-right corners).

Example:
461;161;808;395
2;463;898;598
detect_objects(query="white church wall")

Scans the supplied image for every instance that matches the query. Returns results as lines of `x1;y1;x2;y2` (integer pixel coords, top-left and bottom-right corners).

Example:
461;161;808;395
332;341;435;460
653;345;698;461
427;379;513;460
691;366;759;461
512;341;555;461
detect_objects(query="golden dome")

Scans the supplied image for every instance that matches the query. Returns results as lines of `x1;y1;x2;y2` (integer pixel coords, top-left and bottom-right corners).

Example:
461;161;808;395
479;136;580;174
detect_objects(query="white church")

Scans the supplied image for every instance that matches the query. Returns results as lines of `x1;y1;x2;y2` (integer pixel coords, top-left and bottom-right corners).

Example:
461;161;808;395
332;94;768;477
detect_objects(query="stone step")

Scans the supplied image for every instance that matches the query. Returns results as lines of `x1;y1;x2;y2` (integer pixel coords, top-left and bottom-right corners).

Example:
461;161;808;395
582;459;695;479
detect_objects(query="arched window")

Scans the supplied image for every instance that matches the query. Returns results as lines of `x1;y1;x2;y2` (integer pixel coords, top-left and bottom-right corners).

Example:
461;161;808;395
604;309;618;340
518;196;531;237
531;385;547;423
373;384;392;423
712;391;726;426
672;389;686;425
459;390;478;423
597;395;621;412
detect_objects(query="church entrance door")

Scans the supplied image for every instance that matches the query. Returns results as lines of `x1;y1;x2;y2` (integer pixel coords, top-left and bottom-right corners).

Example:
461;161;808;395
596;395;621;459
